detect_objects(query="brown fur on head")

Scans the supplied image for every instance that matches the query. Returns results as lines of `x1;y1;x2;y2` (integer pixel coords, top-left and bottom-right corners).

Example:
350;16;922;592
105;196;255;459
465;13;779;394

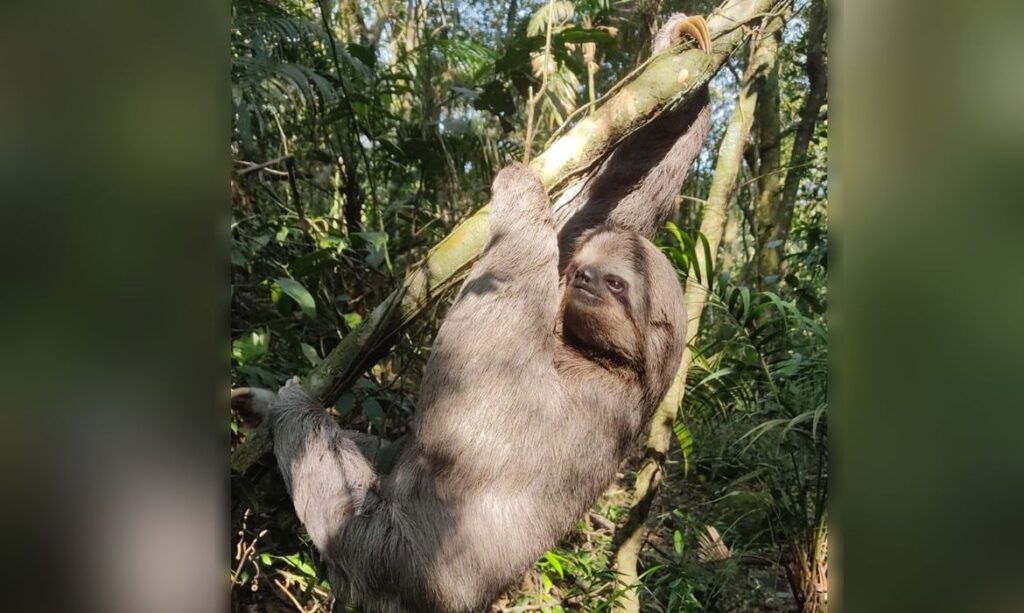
561;226;687;396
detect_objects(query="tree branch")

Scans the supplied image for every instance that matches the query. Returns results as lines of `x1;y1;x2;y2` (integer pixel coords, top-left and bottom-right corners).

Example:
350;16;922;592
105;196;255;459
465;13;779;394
234;154;294;177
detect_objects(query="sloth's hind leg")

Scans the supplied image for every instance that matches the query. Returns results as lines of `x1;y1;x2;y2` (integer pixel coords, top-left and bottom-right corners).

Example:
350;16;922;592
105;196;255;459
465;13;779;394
270;379;379;554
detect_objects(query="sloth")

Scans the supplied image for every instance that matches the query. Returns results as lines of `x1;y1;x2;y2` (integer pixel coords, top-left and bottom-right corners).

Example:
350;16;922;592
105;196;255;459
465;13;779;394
270;163;686;612
261;13;709;613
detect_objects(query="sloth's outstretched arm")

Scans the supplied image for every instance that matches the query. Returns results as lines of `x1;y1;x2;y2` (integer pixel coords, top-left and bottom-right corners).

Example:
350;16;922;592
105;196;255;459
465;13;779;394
269;378;379;555
555;13;713;263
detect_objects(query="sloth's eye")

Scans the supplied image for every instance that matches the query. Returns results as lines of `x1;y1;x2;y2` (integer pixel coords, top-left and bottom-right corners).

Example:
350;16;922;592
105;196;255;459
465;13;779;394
606;276;626;294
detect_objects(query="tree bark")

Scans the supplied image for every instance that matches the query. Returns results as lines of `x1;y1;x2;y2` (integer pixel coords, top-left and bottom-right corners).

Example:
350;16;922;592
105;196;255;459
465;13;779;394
610;17;782;612
760;0;827;284
719;199;742;275
752;28;784;288
232;0;789;475
336;0;368;45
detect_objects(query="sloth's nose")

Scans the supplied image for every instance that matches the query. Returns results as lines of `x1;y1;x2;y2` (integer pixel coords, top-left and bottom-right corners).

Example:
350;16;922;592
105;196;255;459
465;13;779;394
575;265;597;286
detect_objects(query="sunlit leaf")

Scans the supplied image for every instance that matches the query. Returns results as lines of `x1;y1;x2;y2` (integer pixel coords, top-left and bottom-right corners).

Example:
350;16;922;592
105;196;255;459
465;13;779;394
544;552;565;579
273;277;317;318
300;343;321;366
344;312;363;329
232;329;270;365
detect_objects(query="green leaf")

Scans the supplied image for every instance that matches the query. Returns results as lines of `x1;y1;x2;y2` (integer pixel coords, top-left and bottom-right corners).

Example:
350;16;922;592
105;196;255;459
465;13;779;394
317;232;349;251
673;529;685;556
274;277;317;318
300;343;322;367
336;391;356;417
527;1;575;36
362;397;384;427
276;554;317;578
698;231;714;292
232;329;270;365
343;312;363;329
353;231;389;269
554;26;616;45
544;552;565;579
672;418;694;477
237;364;279;388
346;43;377;69
664;220;683;244
291;248;336;277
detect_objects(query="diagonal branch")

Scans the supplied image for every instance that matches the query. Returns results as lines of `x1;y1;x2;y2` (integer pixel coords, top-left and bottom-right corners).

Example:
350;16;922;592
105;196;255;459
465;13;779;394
232;0;788;475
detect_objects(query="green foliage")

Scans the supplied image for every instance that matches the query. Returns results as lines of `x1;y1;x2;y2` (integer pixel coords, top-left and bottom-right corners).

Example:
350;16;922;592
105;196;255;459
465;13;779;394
649;270;827;611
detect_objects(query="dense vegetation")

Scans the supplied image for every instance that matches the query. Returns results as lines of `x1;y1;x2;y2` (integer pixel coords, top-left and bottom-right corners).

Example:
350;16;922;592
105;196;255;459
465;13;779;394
230;0;828;610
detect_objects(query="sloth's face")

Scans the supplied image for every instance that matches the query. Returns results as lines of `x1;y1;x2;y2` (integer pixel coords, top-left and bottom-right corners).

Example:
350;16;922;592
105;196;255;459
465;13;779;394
562;229;649;361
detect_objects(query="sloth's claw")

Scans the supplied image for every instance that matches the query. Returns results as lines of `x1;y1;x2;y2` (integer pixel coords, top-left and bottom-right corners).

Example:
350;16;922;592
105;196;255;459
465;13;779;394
676;15;712;54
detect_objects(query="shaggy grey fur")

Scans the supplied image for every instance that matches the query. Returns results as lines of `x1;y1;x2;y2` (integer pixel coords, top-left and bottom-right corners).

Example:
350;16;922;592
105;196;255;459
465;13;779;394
271;164;686;612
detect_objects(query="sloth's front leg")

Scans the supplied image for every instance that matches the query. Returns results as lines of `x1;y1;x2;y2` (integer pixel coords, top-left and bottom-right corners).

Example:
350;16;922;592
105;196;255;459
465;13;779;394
485;162;554;262
435;162;560;370
458;160;557;296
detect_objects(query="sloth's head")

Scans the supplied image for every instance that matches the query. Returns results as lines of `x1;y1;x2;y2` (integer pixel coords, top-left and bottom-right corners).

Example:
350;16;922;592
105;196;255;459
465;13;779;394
562;227;687;382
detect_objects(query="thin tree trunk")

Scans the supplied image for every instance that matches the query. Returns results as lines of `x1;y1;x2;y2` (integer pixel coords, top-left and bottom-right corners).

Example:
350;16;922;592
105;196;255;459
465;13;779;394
610;18;783;612
719;200;742;275
337;0;368;44
753;28;784;288
762;0;827;283
232;0;788;475
341;151;362;232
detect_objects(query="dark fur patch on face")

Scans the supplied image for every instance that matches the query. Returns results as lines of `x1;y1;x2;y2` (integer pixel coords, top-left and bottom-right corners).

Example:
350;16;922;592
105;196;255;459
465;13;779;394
561;226;652;365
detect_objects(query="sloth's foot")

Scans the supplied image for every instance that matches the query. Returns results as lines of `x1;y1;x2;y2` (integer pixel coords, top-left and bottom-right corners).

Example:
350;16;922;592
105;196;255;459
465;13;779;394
273;376;321;412
655;14;712;54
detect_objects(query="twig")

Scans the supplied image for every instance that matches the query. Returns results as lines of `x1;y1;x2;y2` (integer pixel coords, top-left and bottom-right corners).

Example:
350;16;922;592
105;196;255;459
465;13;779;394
522;0;558;163
273;577;312;613
286;157;306;228
589;512;617;532
235;154;295;177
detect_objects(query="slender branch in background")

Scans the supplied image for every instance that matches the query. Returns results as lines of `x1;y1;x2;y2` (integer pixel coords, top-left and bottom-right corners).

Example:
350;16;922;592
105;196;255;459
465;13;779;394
583;17;598;114
285;157;306;229
232;0;789;476
315;0;379;215
524;86;536;160
234;154;295;177
522;0;558;163
610;12;786;612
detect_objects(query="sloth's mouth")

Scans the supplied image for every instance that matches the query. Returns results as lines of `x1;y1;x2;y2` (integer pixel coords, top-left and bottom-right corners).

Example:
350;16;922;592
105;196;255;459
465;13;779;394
571;283;602;302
